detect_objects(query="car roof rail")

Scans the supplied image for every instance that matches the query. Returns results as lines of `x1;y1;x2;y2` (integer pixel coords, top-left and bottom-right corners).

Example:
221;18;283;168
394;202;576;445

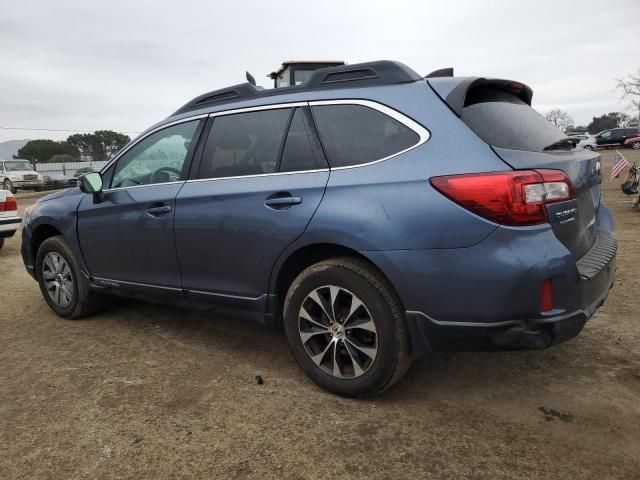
303;60;422;88
172;82;262;116
171;60;424;116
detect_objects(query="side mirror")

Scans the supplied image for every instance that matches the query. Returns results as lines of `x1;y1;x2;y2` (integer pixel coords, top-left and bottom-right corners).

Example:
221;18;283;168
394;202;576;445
80;172;103;193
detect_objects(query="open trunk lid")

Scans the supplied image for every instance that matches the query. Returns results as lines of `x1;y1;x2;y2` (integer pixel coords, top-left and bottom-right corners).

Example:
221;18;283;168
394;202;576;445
428;76;601;259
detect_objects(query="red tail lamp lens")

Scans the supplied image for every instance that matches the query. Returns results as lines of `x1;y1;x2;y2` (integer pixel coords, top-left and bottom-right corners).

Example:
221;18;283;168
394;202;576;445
430;170;573;226
4;195;17;212
540;279;553;313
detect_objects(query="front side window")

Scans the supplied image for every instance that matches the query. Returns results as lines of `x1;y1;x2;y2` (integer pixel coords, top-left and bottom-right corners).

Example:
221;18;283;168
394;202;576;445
198;109;291;179
311;104;420;167
111;120;199;188
599;130;612;139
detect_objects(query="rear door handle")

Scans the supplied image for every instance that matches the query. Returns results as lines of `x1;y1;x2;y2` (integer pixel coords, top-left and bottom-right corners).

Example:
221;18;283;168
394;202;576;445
265;194;302;209
146;205;172;217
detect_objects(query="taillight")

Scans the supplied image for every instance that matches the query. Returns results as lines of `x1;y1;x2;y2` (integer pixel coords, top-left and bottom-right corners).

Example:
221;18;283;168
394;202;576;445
430;170;574;226
0;195;17;212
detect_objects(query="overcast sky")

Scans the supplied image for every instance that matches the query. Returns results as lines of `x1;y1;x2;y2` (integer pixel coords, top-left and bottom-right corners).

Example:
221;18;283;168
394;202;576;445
1;0;638;143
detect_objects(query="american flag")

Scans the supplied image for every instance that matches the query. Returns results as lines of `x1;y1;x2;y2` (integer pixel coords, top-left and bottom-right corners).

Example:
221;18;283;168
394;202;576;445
611;150;630;180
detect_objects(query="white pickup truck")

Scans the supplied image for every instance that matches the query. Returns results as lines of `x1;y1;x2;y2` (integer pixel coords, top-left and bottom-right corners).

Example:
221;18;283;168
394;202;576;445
1;159;44;193
0;189;21;250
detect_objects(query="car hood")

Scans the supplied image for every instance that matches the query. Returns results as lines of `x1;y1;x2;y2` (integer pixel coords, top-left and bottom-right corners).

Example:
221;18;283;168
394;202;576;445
36;187;78;203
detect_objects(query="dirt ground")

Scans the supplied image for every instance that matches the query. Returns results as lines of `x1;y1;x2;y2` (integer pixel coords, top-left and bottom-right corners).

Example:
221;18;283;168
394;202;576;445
1;150;639;479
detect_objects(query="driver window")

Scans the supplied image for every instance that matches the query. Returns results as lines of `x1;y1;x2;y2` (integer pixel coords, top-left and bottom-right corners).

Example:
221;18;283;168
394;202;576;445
111;120;200;188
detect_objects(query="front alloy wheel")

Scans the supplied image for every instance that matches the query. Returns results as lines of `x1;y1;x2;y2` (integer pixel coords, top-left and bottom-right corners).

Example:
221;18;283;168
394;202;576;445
36;235;102;319
3;179;15;193
298;285;378;378
42;251;74;307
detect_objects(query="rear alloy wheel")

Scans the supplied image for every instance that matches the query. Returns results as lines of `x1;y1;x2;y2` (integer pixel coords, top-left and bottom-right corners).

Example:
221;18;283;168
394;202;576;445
283;257;411;398
298;285;378;378
632;141;640;150
584;145;593;151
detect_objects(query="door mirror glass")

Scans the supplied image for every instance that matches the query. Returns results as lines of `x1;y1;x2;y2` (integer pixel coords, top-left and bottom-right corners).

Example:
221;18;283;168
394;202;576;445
81;172;103;193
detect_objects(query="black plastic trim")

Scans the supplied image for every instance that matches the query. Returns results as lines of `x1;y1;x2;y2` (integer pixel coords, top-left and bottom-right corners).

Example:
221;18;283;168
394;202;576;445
441;77;534;117
173;61;422;116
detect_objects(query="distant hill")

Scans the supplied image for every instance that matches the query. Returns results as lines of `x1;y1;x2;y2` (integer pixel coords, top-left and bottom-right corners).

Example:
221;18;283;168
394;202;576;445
0;139;28;160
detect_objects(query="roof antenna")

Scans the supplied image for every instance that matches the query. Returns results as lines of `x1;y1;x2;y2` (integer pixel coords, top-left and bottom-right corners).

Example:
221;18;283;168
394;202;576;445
246;71;256;86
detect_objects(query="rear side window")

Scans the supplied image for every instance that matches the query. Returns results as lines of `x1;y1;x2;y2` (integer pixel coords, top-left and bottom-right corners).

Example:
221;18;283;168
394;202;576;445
461;88;566;152
311;104;420;167
198;109;291;179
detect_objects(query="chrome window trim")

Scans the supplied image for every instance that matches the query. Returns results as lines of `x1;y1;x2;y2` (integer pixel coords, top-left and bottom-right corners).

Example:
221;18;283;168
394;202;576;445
99;98;429;190
186;168;329;184
308;99;430;171
103;180;185;193
207;101;307;118
99;114;209;175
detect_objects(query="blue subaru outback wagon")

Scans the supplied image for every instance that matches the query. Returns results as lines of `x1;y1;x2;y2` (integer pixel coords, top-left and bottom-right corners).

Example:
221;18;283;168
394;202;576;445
21;61;616;397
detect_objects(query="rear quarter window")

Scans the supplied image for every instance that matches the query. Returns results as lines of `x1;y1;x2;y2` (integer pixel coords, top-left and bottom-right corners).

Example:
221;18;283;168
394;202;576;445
461;88;566;152
311;104;420;167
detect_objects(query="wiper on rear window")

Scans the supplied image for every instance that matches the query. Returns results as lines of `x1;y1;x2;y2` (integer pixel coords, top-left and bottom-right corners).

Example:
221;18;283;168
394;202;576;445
543;138;579;151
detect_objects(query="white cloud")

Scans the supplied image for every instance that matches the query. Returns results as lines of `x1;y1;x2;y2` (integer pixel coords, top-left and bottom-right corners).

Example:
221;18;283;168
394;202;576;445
1;0;638;142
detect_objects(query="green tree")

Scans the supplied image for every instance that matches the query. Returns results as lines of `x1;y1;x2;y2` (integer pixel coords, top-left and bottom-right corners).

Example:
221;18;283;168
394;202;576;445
67;130;130;161
49;153;77;163
586;112;629;134
16;140;79;163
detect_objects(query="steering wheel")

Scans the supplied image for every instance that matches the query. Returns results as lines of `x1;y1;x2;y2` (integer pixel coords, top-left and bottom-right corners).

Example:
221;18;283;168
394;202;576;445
149;166;181;184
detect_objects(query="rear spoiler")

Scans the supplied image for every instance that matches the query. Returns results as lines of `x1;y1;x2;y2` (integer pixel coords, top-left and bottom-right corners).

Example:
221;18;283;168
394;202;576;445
428;77;534;117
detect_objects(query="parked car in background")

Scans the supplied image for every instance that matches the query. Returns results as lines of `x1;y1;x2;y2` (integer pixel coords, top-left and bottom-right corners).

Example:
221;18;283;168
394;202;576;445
623;135;640;150
73;167;96;178
0;189;21;250
578;135;597;150
1;159;44;193
20;61;617;397
42;172;78;190
594;128;640;149
567;133;589;141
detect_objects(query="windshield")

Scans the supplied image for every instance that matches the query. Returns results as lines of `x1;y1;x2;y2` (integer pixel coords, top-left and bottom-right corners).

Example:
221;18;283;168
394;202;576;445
4;160;34;171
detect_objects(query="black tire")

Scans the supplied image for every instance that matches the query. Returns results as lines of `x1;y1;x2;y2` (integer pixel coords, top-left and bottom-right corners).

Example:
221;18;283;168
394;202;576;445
0;238;4;250
36;235;101;319
3;179;16;194
283;257;411;398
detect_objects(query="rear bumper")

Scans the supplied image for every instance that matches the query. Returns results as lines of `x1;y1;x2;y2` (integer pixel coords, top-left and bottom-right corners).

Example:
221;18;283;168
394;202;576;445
406;261;614;354
363;207;616;357
0;216;21;237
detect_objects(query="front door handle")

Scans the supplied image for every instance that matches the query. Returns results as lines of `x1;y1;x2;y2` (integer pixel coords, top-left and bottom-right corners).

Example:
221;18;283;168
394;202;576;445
265;195;302;209
146;205;172;217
